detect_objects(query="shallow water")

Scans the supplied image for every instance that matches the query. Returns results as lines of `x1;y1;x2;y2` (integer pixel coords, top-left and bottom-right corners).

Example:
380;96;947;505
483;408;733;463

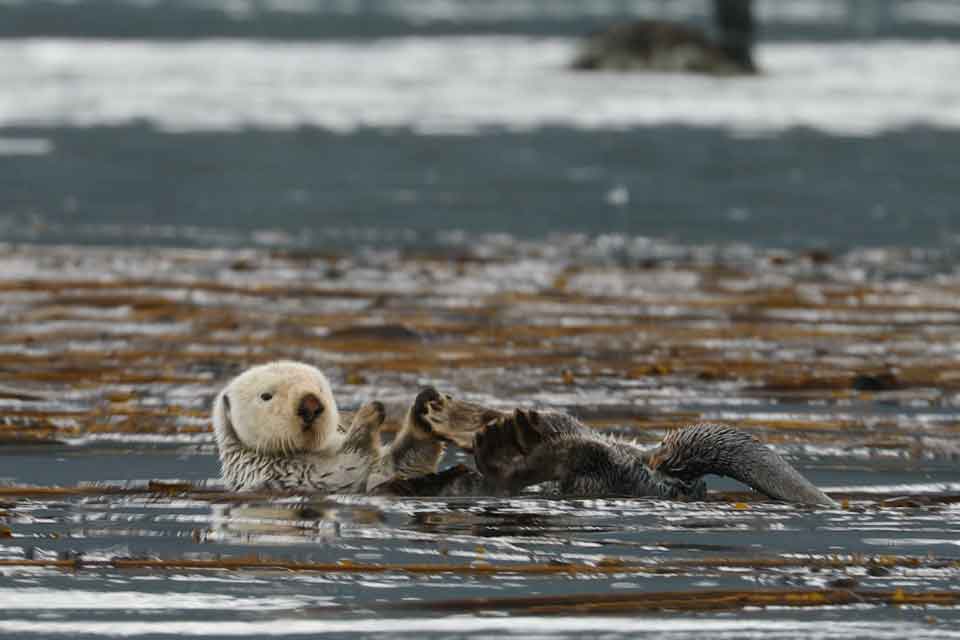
1;241;959;638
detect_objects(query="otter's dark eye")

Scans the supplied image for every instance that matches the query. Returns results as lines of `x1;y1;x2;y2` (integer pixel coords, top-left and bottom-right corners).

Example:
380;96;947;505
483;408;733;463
260;392;273;402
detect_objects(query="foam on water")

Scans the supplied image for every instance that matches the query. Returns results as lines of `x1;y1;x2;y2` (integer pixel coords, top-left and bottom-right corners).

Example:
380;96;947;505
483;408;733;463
0;588;314;611
1;38;958;136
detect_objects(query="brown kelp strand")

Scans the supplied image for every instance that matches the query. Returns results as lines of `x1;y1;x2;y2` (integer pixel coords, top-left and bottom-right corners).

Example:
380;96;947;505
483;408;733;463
0;554;955;575
391;587;960;614
2;242;960;459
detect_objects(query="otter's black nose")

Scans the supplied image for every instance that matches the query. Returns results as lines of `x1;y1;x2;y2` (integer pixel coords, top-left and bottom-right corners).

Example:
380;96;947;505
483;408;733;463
297;393;324;429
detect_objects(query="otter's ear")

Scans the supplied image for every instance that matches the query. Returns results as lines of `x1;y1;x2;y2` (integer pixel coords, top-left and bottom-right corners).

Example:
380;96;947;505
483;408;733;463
219;393;242;444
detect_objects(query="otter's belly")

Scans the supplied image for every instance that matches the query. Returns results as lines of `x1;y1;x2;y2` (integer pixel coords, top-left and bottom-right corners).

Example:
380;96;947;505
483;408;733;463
225;450;373;494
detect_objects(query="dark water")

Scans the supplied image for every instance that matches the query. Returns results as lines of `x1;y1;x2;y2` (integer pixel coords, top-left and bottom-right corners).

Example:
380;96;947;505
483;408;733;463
3;125;959;251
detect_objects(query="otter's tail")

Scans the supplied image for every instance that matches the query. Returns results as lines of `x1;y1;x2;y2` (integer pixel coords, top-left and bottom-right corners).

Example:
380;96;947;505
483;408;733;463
648;423;838;507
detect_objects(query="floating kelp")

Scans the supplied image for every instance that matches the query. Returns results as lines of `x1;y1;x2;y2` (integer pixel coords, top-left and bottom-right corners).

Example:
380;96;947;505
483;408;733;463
1;242;960;458
395;587;960;614
1;240;960;632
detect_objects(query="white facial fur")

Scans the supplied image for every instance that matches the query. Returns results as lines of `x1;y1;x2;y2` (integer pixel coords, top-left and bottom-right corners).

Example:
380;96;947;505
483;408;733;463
213;361;341;455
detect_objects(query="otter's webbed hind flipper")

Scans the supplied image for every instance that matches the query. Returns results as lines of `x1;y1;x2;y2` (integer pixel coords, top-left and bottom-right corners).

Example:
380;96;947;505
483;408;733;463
474;409;706;499
647;423;838;507
411;387;507;449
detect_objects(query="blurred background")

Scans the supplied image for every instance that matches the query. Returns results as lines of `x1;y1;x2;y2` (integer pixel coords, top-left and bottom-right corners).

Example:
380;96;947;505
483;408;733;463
3;3;960;636
1;0;958;250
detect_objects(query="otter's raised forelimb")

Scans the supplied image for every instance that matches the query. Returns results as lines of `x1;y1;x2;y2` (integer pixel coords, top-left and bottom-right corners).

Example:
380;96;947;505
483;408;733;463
366;387;505;493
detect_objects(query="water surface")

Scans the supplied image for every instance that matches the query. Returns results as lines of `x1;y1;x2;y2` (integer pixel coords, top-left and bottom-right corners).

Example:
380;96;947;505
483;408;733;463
1;2;959;636
1;240;958;638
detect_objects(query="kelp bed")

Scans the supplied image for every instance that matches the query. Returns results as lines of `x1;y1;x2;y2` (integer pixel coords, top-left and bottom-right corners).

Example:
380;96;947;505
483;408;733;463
1;238;959;638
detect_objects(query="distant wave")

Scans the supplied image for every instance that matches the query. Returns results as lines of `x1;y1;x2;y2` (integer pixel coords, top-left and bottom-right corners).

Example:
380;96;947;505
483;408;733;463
1;38;958;136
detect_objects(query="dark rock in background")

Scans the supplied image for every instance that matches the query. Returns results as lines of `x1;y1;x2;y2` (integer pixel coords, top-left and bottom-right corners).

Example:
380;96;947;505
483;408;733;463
572;0;756;74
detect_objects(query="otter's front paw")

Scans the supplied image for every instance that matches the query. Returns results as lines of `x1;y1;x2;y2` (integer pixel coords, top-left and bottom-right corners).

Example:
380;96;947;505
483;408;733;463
354;400;386;427
473;409;549;493
341;401;385;455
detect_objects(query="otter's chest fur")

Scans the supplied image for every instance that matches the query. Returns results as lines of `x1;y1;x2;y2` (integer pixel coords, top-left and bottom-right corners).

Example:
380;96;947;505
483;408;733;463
218;445;374;493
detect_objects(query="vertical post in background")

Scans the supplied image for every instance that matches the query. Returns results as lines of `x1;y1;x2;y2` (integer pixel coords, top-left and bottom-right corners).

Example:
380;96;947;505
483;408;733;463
713;0;755;71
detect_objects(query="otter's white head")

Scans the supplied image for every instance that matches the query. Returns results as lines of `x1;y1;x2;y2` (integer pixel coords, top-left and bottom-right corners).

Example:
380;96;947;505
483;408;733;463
213;361;341;456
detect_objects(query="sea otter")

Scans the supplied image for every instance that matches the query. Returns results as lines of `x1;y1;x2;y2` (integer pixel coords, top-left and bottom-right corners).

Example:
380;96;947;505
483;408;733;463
385;397;838;507
213;363;835;506
212;362;498;493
